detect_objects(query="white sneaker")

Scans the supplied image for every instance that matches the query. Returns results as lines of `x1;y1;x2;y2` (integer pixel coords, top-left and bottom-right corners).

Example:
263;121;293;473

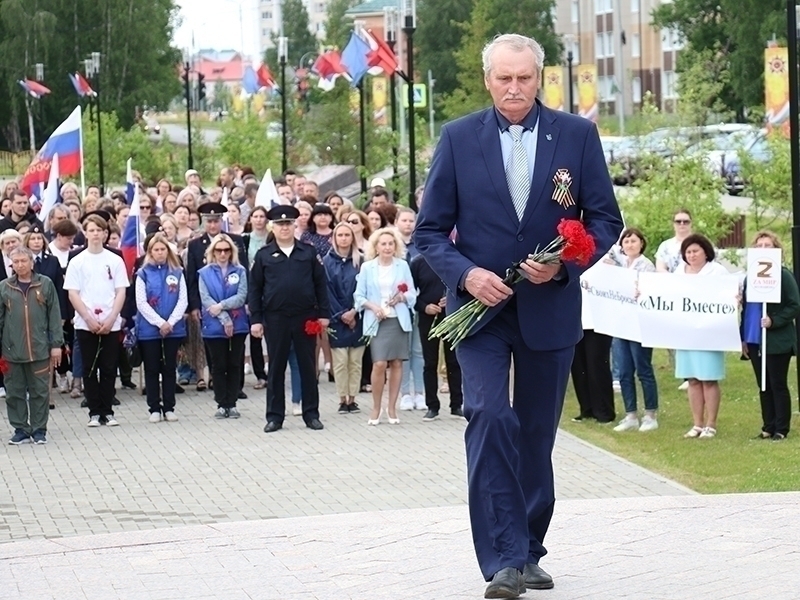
699;426;717;439
0;387;6;398
149;412;162;423
244;363;252;375
399;394;415;411
678;380;689;391
613;416;639;432
612;380;621;393
106;415;119;427
292;403;302;416
413;394;427;410
87;415;101;427
164;411;178;422
639;416;659;432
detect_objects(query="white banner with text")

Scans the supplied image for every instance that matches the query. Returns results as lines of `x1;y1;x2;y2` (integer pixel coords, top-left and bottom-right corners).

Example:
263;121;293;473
636;272;742;351
581;262;642;342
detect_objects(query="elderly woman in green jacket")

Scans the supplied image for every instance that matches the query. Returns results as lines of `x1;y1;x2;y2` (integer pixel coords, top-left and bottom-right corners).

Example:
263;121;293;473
741;231;800;441
0;247;63;445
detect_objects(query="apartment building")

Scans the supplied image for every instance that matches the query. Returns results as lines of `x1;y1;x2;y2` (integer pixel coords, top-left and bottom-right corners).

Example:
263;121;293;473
553;0;683;115
259;0;330;53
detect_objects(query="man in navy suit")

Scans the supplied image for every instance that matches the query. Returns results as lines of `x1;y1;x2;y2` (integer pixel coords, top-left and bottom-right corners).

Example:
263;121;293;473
415;34;622;599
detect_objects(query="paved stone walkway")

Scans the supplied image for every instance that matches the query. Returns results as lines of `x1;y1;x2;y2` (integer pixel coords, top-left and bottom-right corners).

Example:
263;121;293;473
1;492;796;599
0;373;691;543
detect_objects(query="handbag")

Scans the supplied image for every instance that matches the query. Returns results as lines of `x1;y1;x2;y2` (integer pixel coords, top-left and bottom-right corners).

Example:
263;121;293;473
123;327;142;368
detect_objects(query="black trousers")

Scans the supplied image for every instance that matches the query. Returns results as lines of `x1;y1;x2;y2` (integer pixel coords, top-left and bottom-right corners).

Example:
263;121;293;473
140;338;183;414
57;323;73;376
77;330;120;418
206;334;246;409
418;312;463;412
265;314;319;424
118;338;133;383
570;330;615;423
206;337;246;393
250;335;267;380
747;345;792;436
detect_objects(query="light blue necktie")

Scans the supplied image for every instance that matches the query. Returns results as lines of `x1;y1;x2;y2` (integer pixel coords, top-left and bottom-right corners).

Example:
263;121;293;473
505;125;530;221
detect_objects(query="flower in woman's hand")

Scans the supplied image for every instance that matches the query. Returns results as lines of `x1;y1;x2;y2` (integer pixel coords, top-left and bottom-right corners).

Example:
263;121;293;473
397;283;409;294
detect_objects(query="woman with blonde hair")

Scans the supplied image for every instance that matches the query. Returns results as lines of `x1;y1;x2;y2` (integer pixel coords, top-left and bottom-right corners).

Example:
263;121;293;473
324;222;365;413
198;234;249;419
354;227;417;425
135;233;188;422
342;210;371;252
294;200;313;240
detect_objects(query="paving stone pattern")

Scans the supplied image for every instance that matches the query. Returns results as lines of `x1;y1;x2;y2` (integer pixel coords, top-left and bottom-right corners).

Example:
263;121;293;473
0;372;690;543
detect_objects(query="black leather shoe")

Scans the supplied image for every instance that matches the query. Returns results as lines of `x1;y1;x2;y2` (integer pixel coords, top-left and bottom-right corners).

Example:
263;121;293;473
484;567;525;599
523;563;554;590
237;391;248;399
306;418;324;430
175;384;185;394
80;399;88;408
263;421;282;433
120;380;136;390
112;396;121;406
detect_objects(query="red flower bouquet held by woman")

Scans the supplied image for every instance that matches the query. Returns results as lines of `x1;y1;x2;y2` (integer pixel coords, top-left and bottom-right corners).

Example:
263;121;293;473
430;219;596;347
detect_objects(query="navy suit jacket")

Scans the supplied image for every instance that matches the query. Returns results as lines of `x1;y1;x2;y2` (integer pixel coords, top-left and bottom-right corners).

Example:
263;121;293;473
414;101;623;351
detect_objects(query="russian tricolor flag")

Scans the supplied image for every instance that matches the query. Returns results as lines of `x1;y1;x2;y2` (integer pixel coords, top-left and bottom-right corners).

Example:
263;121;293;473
20;106;82;195
18;79;51;99
68;72;96;97
121;159;141;277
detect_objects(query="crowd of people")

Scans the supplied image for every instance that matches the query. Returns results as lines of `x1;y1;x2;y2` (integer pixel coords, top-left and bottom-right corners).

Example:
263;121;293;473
571;208;800;441
0;168;796;446
0;167;463;445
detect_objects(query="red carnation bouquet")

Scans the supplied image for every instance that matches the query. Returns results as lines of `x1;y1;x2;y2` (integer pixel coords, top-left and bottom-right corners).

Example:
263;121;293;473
430;219;596;347
304;319;323;336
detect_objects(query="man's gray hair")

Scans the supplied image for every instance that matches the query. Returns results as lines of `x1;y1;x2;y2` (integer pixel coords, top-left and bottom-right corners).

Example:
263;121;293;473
8;247;33;262
482;34;545;76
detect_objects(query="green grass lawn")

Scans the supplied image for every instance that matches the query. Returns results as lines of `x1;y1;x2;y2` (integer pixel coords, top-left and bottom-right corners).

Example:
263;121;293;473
560;350;800;494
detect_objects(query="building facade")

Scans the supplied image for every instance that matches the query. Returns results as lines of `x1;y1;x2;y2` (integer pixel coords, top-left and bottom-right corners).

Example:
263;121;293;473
259;0;330;53
553;0;683;115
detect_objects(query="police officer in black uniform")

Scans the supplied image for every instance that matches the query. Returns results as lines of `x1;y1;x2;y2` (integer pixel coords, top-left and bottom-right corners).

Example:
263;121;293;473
185;202;248;394
249;206;330;433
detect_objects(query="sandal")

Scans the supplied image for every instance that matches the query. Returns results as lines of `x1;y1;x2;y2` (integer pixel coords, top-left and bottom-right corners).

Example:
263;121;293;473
253;379;267;390
196;379;207;391
683;426;703;439
69;382;83;399
699;427;717;439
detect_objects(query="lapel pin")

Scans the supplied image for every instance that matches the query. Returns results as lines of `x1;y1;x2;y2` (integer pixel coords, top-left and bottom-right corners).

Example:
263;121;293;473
546;134;552;141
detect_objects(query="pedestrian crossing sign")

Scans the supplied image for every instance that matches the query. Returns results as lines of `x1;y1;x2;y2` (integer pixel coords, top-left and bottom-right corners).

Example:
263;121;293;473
402;83;427;108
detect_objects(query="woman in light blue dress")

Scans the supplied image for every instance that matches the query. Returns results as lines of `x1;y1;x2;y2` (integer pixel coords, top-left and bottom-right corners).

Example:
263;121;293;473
674;234;730;439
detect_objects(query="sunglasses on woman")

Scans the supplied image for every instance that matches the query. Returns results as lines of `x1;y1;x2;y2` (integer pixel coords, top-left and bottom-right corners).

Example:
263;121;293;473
214;247;231;253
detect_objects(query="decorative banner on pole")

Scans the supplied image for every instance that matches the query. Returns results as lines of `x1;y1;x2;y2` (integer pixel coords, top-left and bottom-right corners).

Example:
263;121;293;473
581;262;641;342
576;64;598;122
637;272;741;352
746;248;782;304
372;77;388;125
764;45;790;138
542;66;564;111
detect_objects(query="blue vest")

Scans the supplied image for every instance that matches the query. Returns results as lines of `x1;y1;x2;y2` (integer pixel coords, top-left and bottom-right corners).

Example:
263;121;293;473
198;264;249;338
135;264;187;341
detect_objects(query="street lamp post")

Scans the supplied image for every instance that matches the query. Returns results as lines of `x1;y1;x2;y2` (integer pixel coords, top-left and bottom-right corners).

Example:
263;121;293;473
384;7;399;182
564;35;575;114
355;21;369;196
182;58;194;170
279;36;288;173
87;52;105;195
402;0;417;211
787;0;800;407
24;63;45;152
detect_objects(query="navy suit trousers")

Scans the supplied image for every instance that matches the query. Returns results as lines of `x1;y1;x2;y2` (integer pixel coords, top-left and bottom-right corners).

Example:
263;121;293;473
457;298;573;581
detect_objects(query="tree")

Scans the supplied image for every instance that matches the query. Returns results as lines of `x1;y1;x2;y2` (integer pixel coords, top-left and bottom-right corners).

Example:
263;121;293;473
442;0;562;120
416;0;476;100
323;0;358;51
216;115;282;177
652;0;784;118
0;0;182;152
619;153;734;259
209;79;229;112
675;46;733;126
264;0;318;72
740;134;791;238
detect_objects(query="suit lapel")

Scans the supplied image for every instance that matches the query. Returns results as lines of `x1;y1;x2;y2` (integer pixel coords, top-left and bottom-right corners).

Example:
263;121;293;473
520;105;560;230
476;110;519;224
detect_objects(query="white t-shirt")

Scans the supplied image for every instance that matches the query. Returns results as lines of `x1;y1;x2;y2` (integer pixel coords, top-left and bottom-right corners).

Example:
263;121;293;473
64;249;129;331
48;242;70;269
